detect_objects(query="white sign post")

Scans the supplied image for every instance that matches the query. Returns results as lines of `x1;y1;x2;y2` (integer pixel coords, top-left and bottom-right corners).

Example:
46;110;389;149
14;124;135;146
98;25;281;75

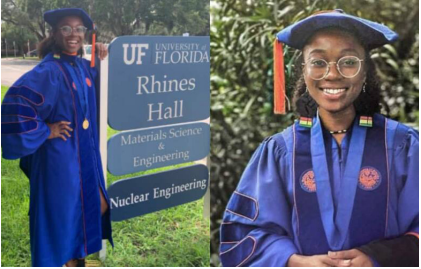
99;55;109;261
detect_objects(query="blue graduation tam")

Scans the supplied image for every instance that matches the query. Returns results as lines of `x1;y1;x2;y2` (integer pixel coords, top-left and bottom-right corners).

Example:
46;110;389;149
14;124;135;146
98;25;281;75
276;9;398;50
44;8;94;30
43;8;98;67
273;9;398;115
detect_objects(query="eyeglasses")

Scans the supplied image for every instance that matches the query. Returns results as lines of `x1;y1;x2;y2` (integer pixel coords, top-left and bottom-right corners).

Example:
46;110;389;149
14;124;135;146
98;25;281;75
59;25;87;36
302;56;364;80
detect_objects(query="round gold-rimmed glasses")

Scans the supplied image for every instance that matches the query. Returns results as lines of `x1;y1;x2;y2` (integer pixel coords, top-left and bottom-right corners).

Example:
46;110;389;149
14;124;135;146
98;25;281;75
59;25;87;36
302;56;364;80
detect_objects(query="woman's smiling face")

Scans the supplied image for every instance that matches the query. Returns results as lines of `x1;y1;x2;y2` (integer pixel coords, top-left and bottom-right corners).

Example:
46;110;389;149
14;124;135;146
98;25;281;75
302;28;367;114
55;16;85;54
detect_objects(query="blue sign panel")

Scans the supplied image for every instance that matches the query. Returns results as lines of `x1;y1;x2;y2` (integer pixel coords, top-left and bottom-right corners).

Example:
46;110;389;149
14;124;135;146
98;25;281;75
108;36;210;131
108;164;209;221
107;122;209;175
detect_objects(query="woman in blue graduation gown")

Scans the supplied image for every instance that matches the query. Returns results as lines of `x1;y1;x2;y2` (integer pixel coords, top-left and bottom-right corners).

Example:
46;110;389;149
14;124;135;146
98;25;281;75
220;10;418;267
1;8;112;267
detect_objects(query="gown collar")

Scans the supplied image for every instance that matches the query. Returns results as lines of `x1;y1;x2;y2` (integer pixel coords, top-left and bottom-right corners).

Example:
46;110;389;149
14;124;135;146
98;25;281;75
321;119;353;149
55;51;79;64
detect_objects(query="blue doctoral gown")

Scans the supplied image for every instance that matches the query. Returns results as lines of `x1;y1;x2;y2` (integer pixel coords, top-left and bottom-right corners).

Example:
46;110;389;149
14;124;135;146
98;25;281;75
220;114;418;266
1;52;113;266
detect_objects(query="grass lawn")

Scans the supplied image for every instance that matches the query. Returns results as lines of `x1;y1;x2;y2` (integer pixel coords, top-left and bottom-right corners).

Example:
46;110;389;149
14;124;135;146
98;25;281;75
1;85;210;267
1;56;40;61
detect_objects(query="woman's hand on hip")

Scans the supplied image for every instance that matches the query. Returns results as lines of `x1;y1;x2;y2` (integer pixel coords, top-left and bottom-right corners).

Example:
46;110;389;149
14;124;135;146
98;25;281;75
47;121;73;141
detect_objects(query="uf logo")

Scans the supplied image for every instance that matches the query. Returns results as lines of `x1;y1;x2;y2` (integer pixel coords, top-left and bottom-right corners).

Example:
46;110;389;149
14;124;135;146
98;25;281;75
122;44;149;65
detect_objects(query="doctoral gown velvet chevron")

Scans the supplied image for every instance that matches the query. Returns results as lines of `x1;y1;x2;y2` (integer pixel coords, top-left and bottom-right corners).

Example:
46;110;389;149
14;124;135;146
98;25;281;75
1;53;113;266
220;114;418;267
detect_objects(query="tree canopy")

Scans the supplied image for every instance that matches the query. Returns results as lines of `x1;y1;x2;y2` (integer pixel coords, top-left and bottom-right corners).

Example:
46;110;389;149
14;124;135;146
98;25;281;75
1;0;209;54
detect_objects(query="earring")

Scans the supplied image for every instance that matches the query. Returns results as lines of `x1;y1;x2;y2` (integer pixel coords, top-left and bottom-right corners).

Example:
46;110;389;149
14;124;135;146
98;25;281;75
362;83;366;93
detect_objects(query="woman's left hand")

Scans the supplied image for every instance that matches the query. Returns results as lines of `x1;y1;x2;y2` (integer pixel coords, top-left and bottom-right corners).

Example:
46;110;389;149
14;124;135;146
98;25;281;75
328;249;374;267
95;42;108;60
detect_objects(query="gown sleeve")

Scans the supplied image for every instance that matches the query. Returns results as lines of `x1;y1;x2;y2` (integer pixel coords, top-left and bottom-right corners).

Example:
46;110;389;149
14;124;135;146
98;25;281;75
357;233;418;267
357;127;419;267
395;127;419;236
1;62;62;159
219;137;298;267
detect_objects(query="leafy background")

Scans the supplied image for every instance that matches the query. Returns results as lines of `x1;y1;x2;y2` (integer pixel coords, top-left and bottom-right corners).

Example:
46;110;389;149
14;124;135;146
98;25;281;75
210;0;419;266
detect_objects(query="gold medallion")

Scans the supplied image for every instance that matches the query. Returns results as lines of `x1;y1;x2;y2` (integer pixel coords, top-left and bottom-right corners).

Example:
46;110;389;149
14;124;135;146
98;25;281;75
83;119;89;129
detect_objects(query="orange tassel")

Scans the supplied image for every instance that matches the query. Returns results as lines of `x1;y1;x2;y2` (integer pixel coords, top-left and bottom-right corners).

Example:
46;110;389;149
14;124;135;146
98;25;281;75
273;39;286;114
90;24;96;68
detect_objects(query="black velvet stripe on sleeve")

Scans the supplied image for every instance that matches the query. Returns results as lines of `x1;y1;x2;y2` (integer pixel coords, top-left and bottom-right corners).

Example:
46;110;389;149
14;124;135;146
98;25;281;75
357;235;419;267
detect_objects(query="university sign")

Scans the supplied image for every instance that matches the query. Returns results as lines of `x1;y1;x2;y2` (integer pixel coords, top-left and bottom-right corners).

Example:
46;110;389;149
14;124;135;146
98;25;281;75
107;122;210;175
108;36;210;130
106;36;210;221
108;165;209;221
